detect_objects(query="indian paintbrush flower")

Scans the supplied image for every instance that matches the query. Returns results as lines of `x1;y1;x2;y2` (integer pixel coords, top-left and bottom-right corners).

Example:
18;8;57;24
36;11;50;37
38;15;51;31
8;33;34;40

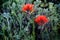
34;15;49;26
22;3;34;14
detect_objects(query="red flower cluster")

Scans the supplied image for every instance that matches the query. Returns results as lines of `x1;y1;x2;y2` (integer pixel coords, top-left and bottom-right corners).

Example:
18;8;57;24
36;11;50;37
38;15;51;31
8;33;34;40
34;15;49;26
22;4;34;12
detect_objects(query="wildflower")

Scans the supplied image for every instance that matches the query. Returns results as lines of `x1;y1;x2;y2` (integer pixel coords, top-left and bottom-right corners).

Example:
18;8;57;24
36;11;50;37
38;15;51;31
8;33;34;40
34;15;49;26
22;4;34;13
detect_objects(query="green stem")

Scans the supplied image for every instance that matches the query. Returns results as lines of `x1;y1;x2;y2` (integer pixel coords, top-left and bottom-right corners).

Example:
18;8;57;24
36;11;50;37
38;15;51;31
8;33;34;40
2;28;7;40
32;19;35;40
46;27;50;40
41;26;44;40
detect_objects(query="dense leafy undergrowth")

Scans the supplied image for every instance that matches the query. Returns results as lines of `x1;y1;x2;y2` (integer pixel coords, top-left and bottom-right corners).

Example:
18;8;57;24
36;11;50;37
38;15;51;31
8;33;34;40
0;0;60;40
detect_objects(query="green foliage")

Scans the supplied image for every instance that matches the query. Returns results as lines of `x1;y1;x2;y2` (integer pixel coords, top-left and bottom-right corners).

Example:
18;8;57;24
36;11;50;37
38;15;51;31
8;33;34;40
0;0;60;40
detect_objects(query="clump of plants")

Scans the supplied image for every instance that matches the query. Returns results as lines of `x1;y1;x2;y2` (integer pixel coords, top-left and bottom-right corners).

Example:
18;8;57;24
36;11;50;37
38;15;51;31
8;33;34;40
0;0;60;40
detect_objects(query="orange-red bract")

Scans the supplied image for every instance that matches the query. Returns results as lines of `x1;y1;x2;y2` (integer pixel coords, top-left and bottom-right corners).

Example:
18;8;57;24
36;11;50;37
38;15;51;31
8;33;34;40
34;15;49;26
22;4;34;12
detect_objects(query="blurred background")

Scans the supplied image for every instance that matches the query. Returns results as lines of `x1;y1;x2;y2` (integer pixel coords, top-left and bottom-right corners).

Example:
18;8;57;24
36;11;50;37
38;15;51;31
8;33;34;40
0;0;60;40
